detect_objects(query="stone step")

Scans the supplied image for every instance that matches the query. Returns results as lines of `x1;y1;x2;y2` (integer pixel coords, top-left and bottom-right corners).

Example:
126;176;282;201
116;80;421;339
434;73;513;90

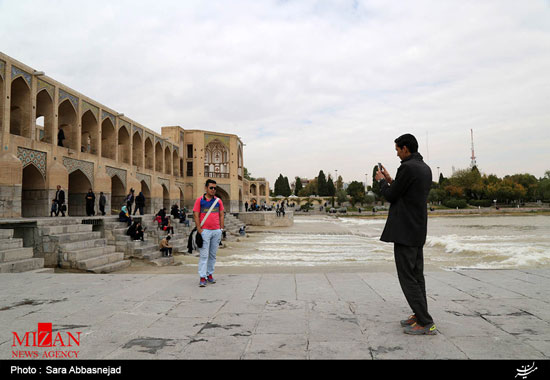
77;252;126;271
0;247;34;263
64;245;117;263
35;218;82;226
148;257;175;266
0;229;14;239
40;224;93;235
129;243;159;258
50;231;102;244
59;238;106;252
0;239;24;250
0;258;45;273
87;259;131;274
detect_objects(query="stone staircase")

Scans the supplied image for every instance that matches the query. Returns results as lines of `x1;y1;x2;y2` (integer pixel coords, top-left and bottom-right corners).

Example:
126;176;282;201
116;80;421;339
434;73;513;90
38;219;130;273
0;229;44;273
225;213;246;240
104;215;190;266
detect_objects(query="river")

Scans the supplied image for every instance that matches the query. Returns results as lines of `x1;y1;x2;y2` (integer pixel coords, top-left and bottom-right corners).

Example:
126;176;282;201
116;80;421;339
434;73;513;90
215;214;550;271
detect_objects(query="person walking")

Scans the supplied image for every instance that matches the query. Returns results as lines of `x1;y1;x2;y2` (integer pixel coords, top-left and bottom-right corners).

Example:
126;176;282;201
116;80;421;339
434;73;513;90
54;185;66;216
193;179;224;287
85;188;96;216
375;133;436;335
99;192;107;216
134;191;145;215
50;199;58;217
125;188;135;215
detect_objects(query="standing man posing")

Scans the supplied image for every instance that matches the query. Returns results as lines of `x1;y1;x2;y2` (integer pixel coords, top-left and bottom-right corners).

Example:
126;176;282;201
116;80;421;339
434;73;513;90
375;133;436;335
193;179;225;287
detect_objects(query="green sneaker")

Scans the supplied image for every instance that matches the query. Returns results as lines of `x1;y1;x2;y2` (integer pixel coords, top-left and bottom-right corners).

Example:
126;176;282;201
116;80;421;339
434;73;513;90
400;314;417;327
404;322;437;335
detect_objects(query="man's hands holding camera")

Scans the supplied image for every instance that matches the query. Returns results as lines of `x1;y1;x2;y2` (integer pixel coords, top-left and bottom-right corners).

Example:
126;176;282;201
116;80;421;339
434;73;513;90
375;164;393;184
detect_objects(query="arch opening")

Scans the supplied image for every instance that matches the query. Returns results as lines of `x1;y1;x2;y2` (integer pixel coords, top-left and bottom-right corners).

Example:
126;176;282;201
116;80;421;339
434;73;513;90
111;175;126;215
118;127;131;164
101;118;116;160
139;180;152;214
10;77;32;138
81;110;99;154
58;100;78;150
68;170;92;216
22;165;48;217
155;142;163;173
36;89;54;143
132;132;143;168
144;138;154;170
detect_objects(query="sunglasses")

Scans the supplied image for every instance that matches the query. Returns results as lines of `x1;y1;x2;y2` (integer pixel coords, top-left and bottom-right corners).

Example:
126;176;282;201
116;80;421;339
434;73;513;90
209;187;217;190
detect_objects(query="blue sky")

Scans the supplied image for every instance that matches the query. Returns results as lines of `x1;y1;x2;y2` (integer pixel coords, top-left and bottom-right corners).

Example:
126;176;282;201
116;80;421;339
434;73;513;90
1;0;549;186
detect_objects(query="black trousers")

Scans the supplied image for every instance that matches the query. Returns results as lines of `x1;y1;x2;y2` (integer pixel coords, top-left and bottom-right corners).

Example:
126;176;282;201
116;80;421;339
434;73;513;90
394;243;433;326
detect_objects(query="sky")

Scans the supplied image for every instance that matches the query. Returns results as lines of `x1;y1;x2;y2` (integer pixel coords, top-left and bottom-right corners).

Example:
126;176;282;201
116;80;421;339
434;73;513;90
1;0;549;187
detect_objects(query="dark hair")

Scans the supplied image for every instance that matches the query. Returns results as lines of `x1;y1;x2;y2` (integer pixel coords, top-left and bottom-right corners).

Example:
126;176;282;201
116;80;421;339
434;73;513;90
394;134;418;153
205;179;217;187
166;235;171;241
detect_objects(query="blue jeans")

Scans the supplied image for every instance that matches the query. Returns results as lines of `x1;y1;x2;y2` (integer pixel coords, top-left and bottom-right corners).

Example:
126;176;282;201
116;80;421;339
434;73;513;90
198;229;222;278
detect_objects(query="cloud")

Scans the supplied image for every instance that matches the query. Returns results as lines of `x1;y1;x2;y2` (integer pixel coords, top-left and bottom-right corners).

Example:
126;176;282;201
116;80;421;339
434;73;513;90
1;0;549;186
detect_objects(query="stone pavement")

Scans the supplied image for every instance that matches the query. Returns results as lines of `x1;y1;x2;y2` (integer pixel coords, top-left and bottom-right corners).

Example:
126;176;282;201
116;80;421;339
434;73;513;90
1;269;549;359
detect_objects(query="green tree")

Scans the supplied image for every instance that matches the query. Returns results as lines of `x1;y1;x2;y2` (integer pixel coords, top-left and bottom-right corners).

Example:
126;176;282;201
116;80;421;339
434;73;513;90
300;178;318;196
336;189;347;206
428;188;446;204
283;177;291;197
294;177;303;196
347;180;366;206
327;176;336;197
317;170;328;196
449;168;483;200
274;174;285;196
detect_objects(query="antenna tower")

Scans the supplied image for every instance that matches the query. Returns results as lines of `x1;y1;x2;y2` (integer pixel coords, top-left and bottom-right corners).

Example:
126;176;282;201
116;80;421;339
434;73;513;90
470;129;477;168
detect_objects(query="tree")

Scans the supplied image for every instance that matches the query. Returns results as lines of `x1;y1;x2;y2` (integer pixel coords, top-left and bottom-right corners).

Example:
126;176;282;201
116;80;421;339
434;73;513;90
327;176;336;197
428;188;446;204
346;180;366;206
336;189;347;206
449;168;483;199
300;178;318;196
294;177;303;196
317;170;328;196
282;176;292;197
274;174;285;196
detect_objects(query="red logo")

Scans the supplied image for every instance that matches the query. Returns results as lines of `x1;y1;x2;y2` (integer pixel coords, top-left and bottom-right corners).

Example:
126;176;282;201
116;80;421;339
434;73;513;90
12;323;81;358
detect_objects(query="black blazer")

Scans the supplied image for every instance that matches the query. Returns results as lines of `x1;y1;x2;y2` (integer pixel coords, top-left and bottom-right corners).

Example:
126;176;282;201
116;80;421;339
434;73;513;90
379;152;432;247
56;189;65;204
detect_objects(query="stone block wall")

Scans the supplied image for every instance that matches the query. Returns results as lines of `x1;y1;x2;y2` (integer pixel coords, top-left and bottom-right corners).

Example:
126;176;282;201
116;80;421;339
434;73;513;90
236;211;294;227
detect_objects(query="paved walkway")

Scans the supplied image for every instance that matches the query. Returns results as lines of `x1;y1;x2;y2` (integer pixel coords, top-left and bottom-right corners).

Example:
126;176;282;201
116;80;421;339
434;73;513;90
1;269;549;359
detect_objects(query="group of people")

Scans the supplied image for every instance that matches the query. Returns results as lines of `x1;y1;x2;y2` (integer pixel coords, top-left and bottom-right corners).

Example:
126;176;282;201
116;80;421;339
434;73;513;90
122;188;147;216
84;189;107;216
50;185;66;217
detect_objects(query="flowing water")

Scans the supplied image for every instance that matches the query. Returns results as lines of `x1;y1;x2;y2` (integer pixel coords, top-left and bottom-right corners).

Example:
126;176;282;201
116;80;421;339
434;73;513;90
217;215;550;270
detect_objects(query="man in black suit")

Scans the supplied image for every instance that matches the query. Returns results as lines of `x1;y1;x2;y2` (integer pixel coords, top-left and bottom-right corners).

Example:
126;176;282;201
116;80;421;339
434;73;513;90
55;185;66;217
375;133;436;335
